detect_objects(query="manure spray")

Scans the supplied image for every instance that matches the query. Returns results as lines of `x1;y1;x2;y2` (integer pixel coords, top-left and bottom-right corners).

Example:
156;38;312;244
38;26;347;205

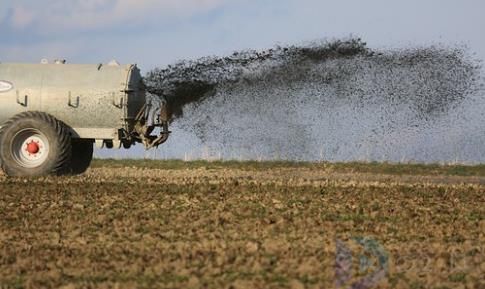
143;38;483;162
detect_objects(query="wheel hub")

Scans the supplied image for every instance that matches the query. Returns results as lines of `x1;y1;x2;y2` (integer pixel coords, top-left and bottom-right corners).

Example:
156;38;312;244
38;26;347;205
26;141;40;154
12;129;50;168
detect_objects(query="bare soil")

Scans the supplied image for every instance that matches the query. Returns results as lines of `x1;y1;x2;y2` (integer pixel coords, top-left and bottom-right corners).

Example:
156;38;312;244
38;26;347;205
0;161;484;289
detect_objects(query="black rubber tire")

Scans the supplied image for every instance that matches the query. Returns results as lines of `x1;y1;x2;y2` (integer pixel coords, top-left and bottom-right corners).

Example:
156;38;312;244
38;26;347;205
70;140;94;174
0;111;72;177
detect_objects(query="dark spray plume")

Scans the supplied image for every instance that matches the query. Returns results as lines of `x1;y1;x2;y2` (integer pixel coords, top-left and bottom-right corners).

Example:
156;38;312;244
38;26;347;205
143;38;483;162
145;38;370;119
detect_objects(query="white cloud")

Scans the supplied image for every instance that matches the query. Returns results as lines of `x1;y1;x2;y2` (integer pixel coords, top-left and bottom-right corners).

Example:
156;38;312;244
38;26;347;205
6;0;227;32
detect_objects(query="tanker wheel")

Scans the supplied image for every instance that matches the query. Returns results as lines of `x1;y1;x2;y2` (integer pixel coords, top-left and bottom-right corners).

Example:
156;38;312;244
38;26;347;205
0;111;72;177
70;139;94;174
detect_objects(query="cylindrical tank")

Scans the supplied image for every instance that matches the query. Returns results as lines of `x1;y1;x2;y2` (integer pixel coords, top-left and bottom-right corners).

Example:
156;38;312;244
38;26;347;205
0;61;145;139
0;61;170;177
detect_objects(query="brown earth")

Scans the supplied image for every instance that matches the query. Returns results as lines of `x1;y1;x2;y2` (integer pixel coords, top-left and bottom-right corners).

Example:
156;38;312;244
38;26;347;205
0;162;484;289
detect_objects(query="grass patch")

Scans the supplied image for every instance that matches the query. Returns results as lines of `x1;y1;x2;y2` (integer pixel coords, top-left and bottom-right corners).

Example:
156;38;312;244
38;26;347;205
448;273;467;283
91;159;485;177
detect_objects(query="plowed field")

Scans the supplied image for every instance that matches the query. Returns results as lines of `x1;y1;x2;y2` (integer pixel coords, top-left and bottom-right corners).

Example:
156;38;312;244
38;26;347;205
1;160;484;289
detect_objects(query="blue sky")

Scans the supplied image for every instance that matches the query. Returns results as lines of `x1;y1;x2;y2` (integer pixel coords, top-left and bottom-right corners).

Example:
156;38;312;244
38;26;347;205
2;0;484;161
1;0;485;72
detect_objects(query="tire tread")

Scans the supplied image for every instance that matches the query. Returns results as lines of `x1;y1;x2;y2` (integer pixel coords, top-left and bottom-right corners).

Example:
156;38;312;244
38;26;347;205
0;111;72;176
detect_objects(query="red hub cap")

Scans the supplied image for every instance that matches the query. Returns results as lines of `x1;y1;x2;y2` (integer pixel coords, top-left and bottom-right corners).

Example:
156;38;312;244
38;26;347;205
26;141;40;154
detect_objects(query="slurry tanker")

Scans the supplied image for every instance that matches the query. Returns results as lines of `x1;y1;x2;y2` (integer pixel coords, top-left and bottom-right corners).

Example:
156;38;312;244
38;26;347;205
0;60;170;177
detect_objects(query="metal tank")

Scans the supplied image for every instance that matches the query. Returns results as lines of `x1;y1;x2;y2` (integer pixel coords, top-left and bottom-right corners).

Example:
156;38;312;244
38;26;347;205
0;60;170;177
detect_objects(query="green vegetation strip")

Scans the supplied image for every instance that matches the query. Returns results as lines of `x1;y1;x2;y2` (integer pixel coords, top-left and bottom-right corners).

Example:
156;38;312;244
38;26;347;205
91;159;485;177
